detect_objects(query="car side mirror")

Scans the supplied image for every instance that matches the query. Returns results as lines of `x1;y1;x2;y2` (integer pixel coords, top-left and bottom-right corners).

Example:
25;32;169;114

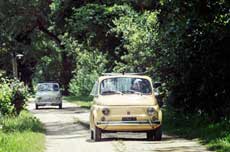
60;88;65;94
154;92;164;108
153;82;161;88
158;100;164;108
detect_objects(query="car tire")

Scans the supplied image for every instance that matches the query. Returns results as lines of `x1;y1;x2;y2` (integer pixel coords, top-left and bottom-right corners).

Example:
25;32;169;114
35;104;39;110
146;131;154;141
94;126;101;141
90;130;94;140
59;104;62;109
154;126;162;141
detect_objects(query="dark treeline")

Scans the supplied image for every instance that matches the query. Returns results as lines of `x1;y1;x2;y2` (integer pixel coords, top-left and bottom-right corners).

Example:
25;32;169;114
0;0;229;121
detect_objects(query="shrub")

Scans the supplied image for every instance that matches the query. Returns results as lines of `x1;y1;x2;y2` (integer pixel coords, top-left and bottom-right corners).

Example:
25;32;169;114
0;78;28;116
11;80;29;115
0;81;13;116
69;49;107;96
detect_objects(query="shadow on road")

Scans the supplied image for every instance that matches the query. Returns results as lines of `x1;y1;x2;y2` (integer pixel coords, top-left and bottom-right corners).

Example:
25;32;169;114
85;135;174;143
29;102;210;152
45;122;87;136
32;106;88;115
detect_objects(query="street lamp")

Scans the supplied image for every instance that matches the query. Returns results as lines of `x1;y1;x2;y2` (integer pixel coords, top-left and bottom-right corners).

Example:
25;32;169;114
16;54;24;59
11;52;24;79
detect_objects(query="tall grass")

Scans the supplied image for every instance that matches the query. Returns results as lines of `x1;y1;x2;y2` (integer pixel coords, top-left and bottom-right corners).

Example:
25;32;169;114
163;107;230;152
1;111;45;133
0;132;44;152
0;111;45;152
64;96;93;109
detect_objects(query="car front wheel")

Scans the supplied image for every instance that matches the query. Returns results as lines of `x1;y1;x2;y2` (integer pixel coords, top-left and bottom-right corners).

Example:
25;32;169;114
90;130;94;140
59;103;62;109
35;104;39;110
154;126;162;141
146;131;154;141
94;126;101;141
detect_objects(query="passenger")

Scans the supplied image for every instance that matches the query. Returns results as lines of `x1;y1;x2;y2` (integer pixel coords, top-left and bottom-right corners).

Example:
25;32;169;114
131;79;142;92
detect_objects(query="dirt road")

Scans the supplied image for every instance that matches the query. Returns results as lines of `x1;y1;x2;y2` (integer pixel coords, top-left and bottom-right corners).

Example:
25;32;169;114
28;101;211;152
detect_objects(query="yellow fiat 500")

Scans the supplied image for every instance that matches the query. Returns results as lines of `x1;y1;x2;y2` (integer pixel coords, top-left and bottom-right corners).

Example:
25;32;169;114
90;73;163;141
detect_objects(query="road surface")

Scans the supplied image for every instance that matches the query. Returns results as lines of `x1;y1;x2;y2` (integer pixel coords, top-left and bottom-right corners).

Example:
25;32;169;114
28;101;211;152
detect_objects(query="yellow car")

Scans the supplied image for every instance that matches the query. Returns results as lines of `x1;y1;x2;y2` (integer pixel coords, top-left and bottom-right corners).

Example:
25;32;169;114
90;73;163;141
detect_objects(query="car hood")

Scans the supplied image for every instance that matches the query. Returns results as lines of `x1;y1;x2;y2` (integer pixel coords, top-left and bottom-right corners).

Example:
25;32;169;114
36;91;60;98
95;94;157;106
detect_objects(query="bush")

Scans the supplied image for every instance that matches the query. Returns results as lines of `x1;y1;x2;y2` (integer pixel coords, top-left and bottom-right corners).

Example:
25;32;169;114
0;79;13;116
163;106;230;152
0;78;28;116
69;49;107;96
11;80;29;115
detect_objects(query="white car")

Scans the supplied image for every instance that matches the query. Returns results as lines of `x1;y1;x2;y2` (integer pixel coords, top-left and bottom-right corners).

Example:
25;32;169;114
35;83;62;109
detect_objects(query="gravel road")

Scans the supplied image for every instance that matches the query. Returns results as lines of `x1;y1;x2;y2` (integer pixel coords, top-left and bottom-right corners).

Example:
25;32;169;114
28;101;211;152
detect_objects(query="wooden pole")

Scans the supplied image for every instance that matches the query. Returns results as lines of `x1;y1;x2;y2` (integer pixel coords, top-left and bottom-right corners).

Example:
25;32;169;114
12;52;18;79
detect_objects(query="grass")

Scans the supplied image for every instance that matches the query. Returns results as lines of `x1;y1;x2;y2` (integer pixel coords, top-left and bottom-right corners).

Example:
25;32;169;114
163;106;230;152
64;95;93;109
0;111;45;152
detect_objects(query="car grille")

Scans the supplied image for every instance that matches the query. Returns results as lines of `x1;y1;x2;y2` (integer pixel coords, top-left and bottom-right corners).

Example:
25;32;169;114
40;98;54;102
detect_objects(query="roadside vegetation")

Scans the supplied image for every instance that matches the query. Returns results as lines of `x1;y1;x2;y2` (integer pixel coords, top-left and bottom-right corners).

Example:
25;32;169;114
64;96;93;109
0;0;229;151
0;111;45;152
164;107;230;152
0;77;45;152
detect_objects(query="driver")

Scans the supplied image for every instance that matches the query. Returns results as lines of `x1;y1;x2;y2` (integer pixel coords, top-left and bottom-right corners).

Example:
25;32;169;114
131;79;142;92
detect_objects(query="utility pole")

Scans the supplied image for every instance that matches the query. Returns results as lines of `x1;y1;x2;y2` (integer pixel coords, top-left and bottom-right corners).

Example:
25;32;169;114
11;52;23;79
11;51;18;79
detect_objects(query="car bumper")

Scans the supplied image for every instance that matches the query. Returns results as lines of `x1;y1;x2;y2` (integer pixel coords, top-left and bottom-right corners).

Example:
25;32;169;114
35;100;62;106
96;120;161;131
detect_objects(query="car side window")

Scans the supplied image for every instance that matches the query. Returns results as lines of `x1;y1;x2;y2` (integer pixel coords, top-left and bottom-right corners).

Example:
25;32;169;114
90;81;99;96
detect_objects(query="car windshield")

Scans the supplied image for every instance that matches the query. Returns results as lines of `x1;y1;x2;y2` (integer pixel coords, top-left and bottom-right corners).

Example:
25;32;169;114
37;83;59;92
100;77;152;95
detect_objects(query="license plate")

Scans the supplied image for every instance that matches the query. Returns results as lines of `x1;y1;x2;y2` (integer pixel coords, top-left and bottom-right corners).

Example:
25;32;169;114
122;117;137;121
45;102;52;105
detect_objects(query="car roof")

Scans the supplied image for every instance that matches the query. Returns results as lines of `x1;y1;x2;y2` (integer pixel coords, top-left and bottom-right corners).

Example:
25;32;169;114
98;74;152;82
37;82;59;85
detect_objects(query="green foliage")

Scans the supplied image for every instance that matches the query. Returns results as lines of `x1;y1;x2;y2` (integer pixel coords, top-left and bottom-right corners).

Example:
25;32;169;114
66;4;133;55
110;0;229;121
164;107;230;152
69;49;107;96
11;80;29;115
112;10;159;73
0;0;229;123
0;0;53;88
0;80;13;115
63;96;93;109
0;78;28;116
156;0;230;120
34;55;62;83
0;0;50;52
0;132;45;152
0;111;44;133
0;111;45;152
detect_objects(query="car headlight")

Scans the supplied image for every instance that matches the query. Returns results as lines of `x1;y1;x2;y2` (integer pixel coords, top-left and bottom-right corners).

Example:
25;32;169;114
147;107;155;116
102;108;110;115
